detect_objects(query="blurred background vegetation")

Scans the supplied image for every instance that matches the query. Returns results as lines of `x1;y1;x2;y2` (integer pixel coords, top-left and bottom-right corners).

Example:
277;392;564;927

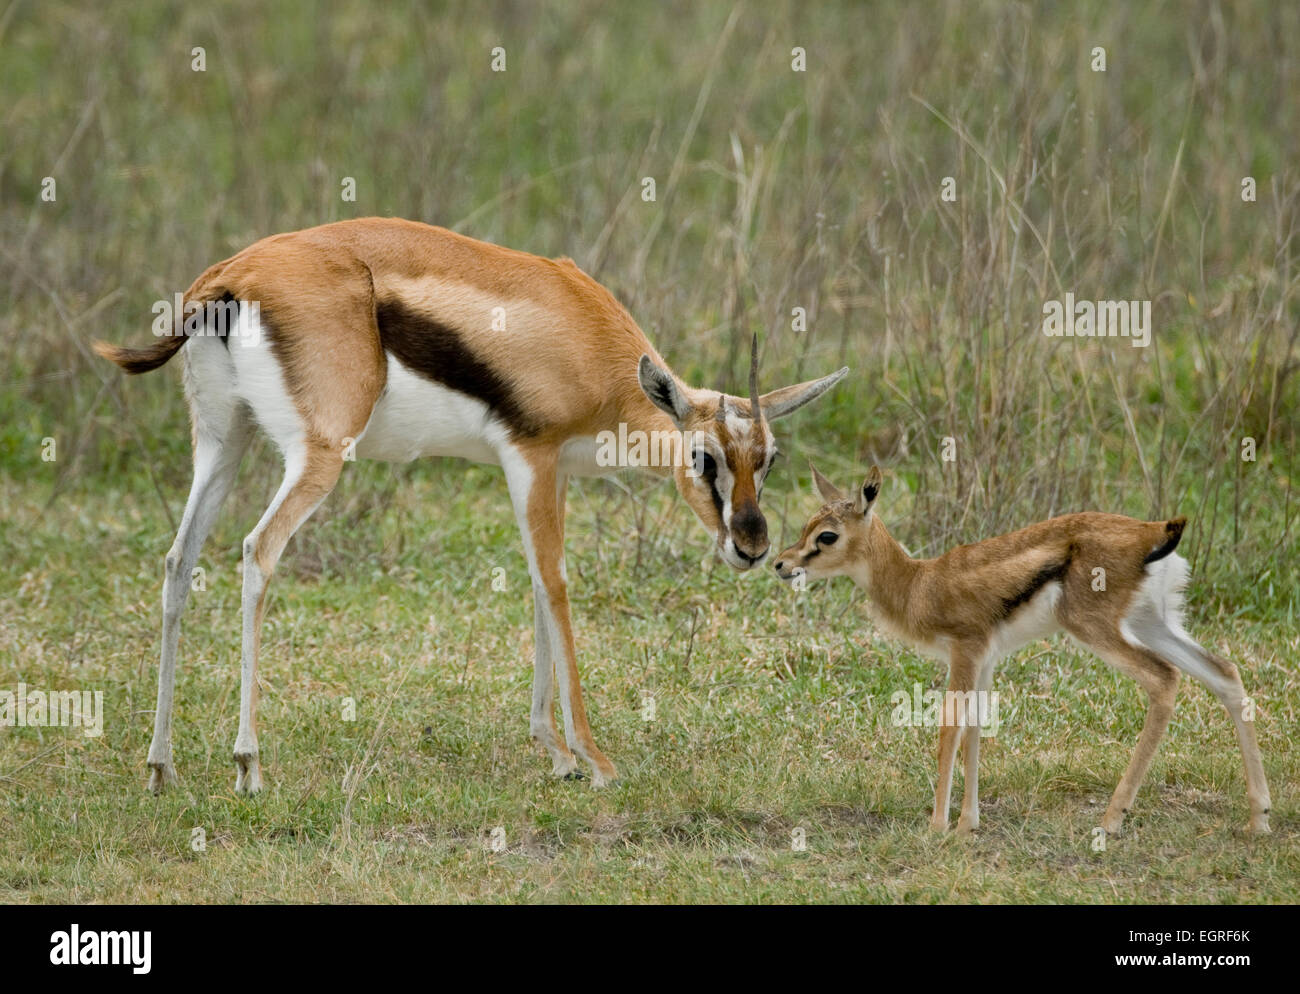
1;1;1297;905
2;0;1297;616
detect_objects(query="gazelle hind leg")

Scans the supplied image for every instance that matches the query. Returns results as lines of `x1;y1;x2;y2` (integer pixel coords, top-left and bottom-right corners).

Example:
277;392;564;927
1123;610;1271;833
1202;649;1271;833
149;336;253;792
1075;628;1179;835
234;441;346;793
149;418;252;790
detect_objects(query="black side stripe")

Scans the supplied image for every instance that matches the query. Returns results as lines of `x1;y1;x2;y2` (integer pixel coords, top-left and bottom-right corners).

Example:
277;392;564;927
376;299;542;438
997;558;1070;619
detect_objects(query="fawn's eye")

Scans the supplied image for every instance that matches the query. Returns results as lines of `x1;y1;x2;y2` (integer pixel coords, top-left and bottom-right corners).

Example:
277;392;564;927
700;452;717;476
817;531;839;546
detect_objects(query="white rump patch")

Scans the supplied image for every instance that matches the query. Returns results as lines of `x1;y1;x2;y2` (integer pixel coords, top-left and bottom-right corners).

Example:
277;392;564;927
227;306;306;456
1136;551;1190;628
1119;554;1230;695
182;334;240;442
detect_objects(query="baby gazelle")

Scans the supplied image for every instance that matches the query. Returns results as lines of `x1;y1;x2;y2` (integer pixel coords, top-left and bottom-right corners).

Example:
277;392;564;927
774;464;1271;836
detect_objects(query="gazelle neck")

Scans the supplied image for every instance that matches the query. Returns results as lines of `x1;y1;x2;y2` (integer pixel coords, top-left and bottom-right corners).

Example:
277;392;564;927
850;517;924;625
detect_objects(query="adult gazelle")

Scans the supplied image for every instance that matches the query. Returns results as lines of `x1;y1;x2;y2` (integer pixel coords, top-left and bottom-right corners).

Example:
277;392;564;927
97;218;848;792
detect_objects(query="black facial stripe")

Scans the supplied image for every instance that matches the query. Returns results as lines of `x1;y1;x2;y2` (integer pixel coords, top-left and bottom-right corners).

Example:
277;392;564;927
708;478;724;521
377;299;541;437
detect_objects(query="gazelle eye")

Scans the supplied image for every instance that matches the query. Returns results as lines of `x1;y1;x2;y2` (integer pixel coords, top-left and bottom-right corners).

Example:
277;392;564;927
700;452;717;476
817;531;838;546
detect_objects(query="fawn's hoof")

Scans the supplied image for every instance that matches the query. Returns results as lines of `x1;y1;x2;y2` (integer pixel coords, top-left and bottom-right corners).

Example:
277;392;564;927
1246;814;1271;835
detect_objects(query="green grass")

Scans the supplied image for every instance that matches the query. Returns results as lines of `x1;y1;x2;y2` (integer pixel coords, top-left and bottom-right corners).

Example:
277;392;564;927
1;466;1296;903
1;1;1297;902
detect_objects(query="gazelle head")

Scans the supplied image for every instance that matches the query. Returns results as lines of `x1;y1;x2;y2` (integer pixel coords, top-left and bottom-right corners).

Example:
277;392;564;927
638;340;848;571
774;463;883;584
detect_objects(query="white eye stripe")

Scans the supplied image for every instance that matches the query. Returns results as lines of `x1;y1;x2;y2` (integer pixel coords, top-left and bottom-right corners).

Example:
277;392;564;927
713;462;736;525
692;433;776;526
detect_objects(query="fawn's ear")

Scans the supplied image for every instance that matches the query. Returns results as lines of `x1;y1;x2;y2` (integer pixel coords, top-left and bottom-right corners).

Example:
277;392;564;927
854;465;883;516
810;461;844;503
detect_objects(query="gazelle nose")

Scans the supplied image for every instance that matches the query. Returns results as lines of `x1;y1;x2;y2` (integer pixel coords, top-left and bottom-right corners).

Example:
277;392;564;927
735;545;768;566
773;559;785;571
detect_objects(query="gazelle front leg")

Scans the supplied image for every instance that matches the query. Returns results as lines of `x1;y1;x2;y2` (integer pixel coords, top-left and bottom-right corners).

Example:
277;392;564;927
504;448;617;786
530;471;580;777
955;657;995;835
932;642;982;832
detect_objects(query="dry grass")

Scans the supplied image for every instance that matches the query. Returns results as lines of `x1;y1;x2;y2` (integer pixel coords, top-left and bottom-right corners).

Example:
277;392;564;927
0;0;1296;903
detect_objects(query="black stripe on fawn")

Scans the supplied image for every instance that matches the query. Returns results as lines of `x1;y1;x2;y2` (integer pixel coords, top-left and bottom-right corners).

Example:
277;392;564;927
1144;517;1186;564
376;299;542;438
997;558;1071;620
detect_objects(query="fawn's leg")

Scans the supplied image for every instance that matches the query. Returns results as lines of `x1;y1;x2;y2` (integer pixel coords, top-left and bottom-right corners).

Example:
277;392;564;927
1077;627;1179;835
1194;649;1271;833
955;656;996;834
1122;611;1271;833
932;641;983;832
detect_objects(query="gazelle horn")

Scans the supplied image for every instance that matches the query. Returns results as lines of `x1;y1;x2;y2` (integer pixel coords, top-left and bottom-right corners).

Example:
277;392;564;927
748;333;763;425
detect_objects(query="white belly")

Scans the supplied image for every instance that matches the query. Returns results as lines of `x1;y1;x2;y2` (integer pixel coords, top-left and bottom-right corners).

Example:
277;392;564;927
354;355;506;464
989;581;1063;657
558;435;612;478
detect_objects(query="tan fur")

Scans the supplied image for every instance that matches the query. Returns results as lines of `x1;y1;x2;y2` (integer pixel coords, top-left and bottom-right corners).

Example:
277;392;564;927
776;464;1272;835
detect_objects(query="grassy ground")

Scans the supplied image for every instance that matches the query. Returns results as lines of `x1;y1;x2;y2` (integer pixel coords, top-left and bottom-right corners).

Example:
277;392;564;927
1;1;1297;902
1;468;1296;903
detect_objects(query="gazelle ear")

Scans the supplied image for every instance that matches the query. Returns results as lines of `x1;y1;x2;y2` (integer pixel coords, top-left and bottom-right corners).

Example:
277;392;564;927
758;367;849;420
854;465;883;516
810;461;844;503
638;355;692;427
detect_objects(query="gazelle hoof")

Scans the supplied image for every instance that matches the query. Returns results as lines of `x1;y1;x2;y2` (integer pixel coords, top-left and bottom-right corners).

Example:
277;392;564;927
147;762;177;793
1101;808;1126;836
562;770;587;781
234;750;262;794
1246;815;1271;835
